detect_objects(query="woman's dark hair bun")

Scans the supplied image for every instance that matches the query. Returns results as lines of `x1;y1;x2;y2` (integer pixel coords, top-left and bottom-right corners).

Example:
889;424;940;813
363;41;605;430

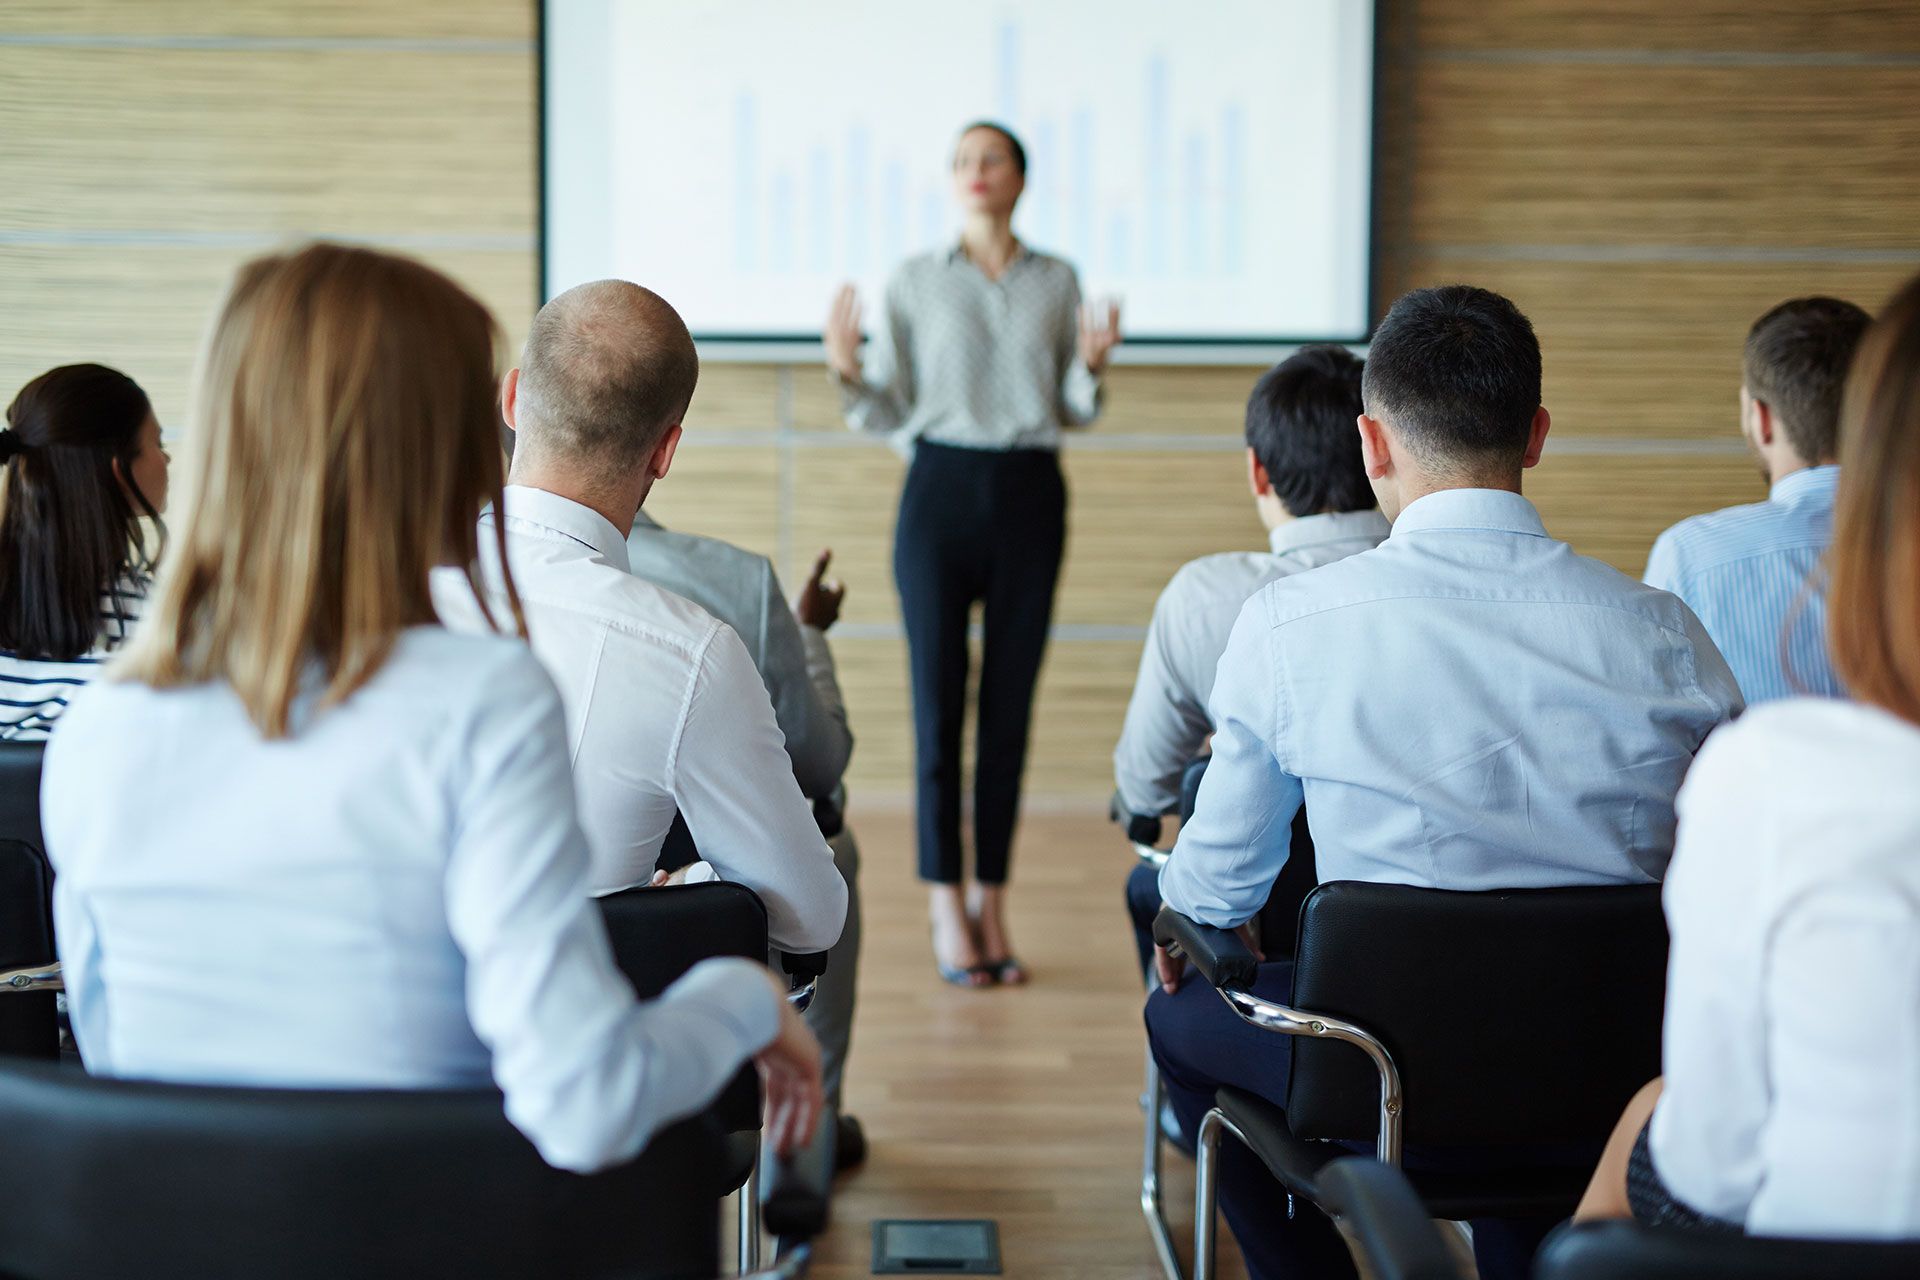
0;430;26;463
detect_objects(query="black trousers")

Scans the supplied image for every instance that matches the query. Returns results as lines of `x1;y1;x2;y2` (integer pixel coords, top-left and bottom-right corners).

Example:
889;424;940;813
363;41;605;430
894;441;1066;885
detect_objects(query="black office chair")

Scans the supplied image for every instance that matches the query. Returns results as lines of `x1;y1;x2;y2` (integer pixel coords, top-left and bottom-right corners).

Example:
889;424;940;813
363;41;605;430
1315;1157;1471;1280
596;881;828;1274
0;1057;769;1280
1155;881;1668;1279
0;741;56;1060
1535;1220;1920;1280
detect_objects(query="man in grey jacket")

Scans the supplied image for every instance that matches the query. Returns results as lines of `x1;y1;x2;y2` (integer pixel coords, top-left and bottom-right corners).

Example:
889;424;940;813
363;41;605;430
628;513;868;1185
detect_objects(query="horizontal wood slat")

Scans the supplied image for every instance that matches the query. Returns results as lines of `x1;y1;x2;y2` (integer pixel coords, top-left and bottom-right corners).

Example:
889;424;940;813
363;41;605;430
1416;0;1920;55
0;47;532;237
0;2;533;41
1411;63;1920;248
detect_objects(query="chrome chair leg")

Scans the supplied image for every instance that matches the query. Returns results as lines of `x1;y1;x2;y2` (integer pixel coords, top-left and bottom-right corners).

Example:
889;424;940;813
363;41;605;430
1194;1107;1227;1280
738;1138;763;1274
1140;1045;1186;1280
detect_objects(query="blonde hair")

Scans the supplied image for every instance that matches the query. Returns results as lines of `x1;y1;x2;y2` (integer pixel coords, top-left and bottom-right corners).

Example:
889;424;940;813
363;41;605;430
118;243;523;737
1828;269;1920;725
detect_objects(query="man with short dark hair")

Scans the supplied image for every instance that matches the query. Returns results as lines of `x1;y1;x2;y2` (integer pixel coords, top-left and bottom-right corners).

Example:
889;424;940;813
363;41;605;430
1113;346;1386;971
1145;286;1742;1280
1645;296;1871;702
432;280;846;955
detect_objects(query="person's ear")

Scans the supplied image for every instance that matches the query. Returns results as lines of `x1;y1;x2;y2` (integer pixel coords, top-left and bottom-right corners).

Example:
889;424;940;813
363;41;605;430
1246;447;1273;498
1521;405;1552;470
500;367;522;433
1356;413;1392;480
1750;397;1776;449
650;423;683;482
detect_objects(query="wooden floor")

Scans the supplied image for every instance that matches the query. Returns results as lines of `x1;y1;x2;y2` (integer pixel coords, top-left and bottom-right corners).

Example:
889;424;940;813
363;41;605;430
793;807;1251;1280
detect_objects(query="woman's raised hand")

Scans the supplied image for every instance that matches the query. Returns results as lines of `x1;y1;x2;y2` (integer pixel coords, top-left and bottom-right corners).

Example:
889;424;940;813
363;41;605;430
1077;298;1122;374
824;285;865;382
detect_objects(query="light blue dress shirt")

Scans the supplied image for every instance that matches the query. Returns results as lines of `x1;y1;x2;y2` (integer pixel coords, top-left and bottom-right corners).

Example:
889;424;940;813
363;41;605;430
1644;465;1841;704
1160;489;1744;929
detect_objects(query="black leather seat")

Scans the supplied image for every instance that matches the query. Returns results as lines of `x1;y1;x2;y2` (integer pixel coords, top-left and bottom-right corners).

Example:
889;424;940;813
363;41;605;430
1536;1220;1920;1279
1156;880;1667;1274
0;1057;732;1280
0;741;55;1059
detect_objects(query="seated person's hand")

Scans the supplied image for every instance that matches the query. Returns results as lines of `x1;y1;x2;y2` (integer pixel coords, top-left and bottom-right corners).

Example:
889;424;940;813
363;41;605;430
754;977;825;1158
647;866;693;888
795;548;845;631
1154;922;1265;995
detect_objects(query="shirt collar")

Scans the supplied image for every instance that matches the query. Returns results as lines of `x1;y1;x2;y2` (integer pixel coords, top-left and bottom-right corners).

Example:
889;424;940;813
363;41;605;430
947;239;1032;269
630;508;663;534
1770;464;1840;509
493;485;632;571
1268;509;1391;557
1389;488;1549;540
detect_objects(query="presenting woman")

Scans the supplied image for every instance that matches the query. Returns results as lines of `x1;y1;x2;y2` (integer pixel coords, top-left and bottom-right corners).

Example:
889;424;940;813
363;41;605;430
824;121;1120;987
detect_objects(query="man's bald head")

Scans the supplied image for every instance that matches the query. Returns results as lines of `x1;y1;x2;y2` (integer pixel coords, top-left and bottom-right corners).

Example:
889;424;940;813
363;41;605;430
515;280;699;471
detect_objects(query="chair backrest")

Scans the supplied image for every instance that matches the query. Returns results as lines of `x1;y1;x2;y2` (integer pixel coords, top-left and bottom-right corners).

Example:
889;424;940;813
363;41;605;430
0;740;46;857
1284;880;1667;1147
596;880;768;1131
1536;1220;1920;1280
0;739;56;1059
0;1059;727;1280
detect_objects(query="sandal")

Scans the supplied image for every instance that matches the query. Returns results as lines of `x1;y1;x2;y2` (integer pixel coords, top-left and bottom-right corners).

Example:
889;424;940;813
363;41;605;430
981;955;1028;986
937;960;994;987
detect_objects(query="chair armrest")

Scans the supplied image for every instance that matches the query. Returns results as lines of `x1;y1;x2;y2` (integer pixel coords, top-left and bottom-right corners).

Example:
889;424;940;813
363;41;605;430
1152;905;1259;991
1316;1157;1467;1280
1;963;62;994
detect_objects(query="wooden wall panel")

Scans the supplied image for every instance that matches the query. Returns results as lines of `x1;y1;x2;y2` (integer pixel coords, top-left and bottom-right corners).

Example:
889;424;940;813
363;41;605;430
1416;0;1920;54
0;46;532;236
1411;63;1920;248
788;447;907;624
1529;453;1765;576
0;245;534;427
1394;258;1918;438
632;442;782;569
0;2;533;40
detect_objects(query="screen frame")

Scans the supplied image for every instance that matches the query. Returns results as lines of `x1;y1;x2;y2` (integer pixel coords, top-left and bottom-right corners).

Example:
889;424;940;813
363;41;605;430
536;2;1384;362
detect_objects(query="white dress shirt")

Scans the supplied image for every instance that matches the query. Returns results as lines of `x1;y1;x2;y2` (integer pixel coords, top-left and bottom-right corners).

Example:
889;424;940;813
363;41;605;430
1160;489;1744;928
431;486;846;954
44;626;782;1173
1651;698;1920;1237
1113;510;1389;816
626;511;851;801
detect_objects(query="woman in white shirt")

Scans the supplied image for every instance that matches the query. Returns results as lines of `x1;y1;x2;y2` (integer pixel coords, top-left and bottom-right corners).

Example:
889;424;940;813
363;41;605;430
1576;269;1920;1238
0;363;169;739
44;243;821;1173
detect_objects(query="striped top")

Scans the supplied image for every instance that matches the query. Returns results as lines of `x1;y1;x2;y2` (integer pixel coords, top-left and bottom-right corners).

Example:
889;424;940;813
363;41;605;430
0;574;150;741
836;242;1103;454
1643;466;1841;705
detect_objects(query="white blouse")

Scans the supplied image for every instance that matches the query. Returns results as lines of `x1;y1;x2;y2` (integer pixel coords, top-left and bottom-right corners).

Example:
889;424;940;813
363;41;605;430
1651;698;1920;1237
44;626;782;1173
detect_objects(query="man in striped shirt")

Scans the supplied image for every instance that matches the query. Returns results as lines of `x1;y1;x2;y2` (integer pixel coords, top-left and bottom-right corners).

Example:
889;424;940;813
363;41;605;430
1644;296;1871;703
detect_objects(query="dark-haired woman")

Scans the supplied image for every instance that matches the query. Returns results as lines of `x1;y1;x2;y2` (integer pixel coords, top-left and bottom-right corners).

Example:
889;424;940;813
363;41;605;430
0;364;169;740
823;121;1120;987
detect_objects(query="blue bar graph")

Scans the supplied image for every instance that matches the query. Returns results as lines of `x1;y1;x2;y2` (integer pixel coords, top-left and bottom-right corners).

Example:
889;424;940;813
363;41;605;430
808;146;832;273
733;93;757;272
1144;53;1170;276
728;20;1252;285
1183;130;1207;276
1220;103;1246;274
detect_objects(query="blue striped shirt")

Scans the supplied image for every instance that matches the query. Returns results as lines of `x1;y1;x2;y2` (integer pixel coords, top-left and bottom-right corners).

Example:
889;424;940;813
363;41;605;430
1643;466;1841;704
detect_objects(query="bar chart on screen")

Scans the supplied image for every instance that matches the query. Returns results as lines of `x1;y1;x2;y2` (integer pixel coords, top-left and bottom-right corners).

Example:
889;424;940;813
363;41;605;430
547;0;1375;341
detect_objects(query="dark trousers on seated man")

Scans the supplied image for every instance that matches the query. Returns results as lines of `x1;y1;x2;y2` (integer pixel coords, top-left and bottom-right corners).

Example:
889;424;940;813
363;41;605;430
1146;963;1585;1280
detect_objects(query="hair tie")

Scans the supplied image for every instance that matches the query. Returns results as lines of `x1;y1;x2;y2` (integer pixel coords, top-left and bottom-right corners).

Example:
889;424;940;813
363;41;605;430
0;430;23;463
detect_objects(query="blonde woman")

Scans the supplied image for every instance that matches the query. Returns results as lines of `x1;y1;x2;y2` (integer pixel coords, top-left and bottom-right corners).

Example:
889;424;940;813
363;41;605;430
42;244;820;1173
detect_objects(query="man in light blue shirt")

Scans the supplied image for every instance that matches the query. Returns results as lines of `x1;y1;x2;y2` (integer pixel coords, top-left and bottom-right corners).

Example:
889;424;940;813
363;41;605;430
1145;286;1743;1280
1644;296;1871;703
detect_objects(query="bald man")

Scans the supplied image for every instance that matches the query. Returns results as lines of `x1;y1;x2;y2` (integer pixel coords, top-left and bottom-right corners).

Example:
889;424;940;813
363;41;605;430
432;281;846;955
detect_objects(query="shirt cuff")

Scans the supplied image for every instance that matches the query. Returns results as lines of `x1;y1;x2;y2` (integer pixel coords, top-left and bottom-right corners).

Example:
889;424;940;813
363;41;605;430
1063;358;1103;417
679;860;719;885
659;955;784;1057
